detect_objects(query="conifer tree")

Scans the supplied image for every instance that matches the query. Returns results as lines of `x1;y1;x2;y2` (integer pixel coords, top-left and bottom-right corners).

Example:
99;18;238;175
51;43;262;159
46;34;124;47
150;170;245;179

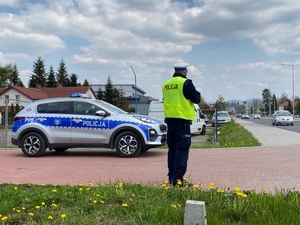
56;59;69;86
46;65;56;87
70;73;79;86
10;63;24;87
82;79;89;86
28;56;47;87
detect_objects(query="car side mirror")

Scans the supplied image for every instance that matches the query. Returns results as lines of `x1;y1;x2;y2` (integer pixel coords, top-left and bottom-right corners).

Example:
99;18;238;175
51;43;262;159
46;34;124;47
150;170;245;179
95;110;109;117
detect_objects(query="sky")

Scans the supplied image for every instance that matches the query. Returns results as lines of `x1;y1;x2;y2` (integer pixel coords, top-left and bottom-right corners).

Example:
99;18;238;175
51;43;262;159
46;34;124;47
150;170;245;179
1;0;300;103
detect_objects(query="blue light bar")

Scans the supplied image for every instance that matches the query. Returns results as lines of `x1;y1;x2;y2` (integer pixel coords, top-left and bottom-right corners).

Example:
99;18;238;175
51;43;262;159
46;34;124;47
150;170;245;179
69;92;92;99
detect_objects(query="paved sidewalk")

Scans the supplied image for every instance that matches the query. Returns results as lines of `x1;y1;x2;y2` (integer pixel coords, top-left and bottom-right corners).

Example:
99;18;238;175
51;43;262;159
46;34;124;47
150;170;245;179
236;119;300;146
1;120;300;193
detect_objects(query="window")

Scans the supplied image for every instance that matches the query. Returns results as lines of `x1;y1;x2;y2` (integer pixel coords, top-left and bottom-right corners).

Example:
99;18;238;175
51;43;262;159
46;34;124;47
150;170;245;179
74;102;100;115
4;95;9;103
37;102;70;114
15;95;20;103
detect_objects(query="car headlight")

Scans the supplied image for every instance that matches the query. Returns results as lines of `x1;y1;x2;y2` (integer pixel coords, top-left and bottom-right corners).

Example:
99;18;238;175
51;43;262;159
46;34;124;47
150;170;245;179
133;116;156;124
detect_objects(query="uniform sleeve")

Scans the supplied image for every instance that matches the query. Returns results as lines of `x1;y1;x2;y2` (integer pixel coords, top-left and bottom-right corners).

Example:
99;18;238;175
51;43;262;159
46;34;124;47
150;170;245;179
183;79;201;104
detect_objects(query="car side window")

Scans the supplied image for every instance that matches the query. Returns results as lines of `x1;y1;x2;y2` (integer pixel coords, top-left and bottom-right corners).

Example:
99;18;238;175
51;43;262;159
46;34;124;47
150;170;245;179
74;102;100;115
37;102;70;114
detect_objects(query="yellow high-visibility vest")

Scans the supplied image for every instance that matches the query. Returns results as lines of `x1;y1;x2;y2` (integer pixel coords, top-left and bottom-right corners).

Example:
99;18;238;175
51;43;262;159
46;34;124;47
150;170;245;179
162;76;195;120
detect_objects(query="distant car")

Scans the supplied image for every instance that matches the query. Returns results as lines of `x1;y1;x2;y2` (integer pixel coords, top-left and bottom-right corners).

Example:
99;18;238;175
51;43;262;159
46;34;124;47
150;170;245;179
211;111;231;127
242;114;250;119
237;114;242;118
253;114;261;119
203;114;210;123
271;110;294;126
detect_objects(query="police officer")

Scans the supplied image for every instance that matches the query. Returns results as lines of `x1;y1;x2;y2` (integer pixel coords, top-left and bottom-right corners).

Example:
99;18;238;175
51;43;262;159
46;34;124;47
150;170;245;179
162;62;201;186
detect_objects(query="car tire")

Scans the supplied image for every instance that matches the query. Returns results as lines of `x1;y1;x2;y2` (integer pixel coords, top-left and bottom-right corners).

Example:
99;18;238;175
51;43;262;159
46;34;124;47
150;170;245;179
201;125;206;135
21;132;46;157
115;131;142;158
53;148;68;152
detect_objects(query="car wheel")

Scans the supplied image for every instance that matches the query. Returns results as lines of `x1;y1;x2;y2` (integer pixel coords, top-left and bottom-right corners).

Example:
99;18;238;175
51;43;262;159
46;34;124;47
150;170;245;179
201;125;206;135
115;131;142;158
53;148;68;152
21;132;46;157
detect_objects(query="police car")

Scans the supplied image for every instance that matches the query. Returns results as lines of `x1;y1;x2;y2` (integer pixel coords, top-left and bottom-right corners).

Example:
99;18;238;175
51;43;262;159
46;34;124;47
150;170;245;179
11;93;167;158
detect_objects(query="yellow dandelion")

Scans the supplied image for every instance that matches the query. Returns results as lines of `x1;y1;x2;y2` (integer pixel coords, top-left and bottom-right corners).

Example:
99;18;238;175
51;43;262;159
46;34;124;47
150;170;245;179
22;206;26;210
93;200;97;204
209;182;214;189
176;180;182;185
79;188;83;191
193;184;200;189
227;186;230;190
28;212;34;217
51;203;58;208
79;183;84;186
165;186;171;190
41;202;46;206
241;193;248;198
86;187;91;191
164;180;169;184
35;206;40;209
14;186;18;190
122;203;128;207
263;189;267;193
171;204;177;208
1;216;8;221
16;210;21;213
177;204;182;207
48;215;53;220
100;200;105;204
60;213;66;218
234;187;240;192
52;189;57;193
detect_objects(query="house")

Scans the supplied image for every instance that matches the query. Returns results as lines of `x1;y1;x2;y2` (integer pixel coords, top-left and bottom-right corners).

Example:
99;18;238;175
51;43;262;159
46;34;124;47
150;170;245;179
0;85;97;111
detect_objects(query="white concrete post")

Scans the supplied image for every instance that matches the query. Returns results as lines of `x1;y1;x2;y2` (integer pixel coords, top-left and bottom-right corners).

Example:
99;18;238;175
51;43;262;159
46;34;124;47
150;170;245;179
184;200;207;225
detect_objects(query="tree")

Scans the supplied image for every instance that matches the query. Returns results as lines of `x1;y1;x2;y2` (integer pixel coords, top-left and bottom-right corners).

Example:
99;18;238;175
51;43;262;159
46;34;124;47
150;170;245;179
97;88;104;100
70;73;79;86
82;79;89;86
101;76;130;110
262;88;271;115
0;64;13;87
278;92;289;105
28;56;47;87
199;96;209;109
46;65;57;87
56;59;69;86
10;63;24;87
216;95;227;111
271;94;277;114
287;100;293;113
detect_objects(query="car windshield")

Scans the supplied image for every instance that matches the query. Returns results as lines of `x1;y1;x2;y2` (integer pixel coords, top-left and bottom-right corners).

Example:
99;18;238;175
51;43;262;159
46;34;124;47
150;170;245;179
92;99;128;114
217;112;229;117
277;111;291;116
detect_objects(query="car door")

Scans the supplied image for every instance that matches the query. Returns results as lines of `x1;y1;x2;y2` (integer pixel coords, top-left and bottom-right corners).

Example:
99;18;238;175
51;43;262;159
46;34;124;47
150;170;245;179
71;101;109;144
36;101;72;143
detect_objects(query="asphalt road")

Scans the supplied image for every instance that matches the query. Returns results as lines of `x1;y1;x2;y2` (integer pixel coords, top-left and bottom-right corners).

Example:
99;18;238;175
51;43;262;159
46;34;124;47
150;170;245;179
237;117;300;133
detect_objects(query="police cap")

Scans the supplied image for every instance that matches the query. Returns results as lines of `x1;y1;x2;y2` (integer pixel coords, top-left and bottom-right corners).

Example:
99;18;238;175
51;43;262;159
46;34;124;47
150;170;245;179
173;62;189;71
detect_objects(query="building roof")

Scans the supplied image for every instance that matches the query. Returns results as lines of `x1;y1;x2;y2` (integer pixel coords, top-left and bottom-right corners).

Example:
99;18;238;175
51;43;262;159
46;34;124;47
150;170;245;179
0;85;97;100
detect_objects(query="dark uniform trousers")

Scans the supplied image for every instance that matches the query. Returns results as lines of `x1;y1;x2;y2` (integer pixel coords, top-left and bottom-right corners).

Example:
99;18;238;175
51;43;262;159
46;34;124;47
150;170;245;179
165;119;191;185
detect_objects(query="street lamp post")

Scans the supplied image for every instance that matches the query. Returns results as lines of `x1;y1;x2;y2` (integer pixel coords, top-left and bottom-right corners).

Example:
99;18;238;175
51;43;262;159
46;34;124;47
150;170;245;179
130;66;138;114
262;82;276;116
281;63;300;116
